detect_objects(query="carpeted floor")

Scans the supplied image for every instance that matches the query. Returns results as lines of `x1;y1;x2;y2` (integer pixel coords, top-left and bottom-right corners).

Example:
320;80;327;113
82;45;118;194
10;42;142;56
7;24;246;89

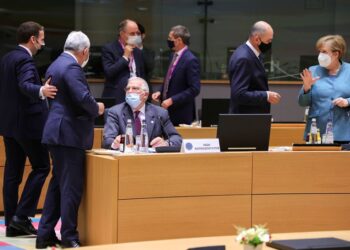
0;217;61;250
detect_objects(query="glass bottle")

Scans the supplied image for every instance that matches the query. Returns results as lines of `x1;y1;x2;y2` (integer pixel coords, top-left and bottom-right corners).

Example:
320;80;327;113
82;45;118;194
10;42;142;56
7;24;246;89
140;119;149;153
309;118;318;144
124;119;134;153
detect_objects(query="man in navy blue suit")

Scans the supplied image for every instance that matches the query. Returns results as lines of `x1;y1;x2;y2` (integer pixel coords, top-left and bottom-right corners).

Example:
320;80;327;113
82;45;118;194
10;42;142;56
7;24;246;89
152;25;200;126
36;31;104;249
101;19;145;104
228;21;281;114
0;21;57;237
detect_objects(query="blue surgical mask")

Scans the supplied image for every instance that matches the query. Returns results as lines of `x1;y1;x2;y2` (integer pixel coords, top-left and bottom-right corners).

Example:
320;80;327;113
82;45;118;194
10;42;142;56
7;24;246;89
125;93;141;109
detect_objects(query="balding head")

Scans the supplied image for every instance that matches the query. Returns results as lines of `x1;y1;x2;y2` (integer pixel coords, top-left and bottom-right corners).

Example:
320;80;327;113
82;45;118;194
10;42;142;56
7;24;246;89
118;19;140;44
250;21;273;38
248;21;274;53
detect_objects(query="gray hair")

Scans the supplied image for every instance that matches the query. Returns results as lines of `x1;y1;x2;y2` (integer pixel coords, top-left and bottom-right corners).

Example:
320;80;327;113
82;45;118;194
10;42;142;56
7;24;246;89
64;31;90;52
127;77;149;93
171;25;191;45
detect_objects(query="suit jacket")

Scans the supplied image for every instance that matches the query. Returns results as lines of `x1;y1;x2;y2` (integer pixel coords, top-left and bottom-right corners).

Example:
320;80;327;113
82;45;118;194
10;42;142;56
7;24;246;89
0;46;48;140
228;43;270;114
161;49;201;126
103;102;182;149
101;40;145;104
42;52;99;150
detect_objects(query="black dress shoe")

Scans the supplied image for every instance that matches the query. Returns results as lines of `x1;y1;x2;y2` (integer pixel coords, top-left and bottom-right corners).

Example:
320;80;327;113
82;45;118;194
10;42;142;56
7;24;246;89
9;215;37;235
61;239;81;248
36;236;61;249
6;226;31;237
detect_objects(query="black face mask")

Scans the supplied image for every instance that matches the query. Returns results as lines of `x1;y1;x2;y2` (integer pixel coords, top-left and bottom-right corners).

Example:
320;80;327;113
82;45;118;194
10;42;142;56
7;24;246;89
34;38;45;56
35;45;45;55
258;40;272;54
167;39;175;49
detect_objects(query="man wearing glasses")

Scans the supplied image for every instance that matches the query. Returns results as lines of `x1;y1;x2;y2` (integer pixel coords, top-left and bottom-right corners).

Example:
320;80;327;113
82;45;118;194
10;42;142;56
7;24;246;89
101;19;145;104
103;77;182;149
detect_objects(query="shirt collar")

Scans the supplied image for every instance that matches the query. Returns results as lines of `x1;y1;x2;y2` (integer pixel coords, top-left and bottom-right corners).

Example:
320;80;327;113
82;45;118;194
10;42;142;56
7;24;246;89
137;103;146;115
246;40;260;58
18;44;32;57
175;45;188;57
64;51;79;63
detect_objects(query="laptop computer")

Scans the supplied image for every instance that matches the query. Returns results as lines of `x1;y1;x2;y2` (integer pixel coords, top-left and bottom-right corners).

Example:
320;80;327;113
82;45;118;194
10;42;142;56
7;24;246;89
201;98;230;127
94;97;116;127
267;237;350;250
217;114;272;151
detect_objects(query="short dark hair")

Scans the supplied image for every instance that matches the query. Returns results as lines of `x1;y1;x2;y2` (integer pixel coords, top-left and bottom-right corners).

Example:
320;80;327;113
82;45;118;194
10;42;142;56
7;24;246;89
137;22;145;35
16;21;44;44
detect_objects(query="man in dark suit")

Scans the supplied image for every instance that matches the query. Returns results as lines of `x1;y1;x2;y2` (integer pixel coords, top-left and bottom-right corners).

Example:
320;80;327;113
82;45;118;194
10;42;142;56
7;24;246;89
36;31;104;249
228;21;281;114
101;19;145;104
136;22;155;90
152;25;200;126
0;21;57;237
103;77;182;149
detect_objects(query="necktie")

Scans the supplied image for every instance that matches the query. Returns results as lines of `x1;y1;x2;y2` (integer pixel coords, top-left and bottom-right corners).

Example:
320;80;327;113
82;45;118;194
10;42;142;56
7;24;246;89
162;53;178;100
258;54;264;65
134;111;141;135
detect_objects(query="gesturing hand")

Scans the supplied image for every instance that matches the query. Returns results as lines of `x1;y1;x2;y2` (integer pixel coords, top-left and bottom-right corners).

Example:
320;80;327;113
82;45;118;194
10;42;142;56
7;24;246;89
300;69;320;93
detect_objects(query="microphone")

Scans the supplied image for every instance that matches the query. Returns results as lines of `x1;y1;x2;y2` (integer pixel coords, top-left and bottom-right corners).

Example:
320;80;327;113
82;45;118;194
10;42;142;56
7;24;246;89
155;115;180;153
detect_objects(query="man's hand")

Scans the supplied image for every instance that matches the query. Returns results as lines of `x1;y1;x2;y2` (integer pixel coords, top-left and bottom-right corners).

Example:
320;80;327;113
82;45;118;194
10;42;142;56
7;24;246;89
97;102;105;115
123;45;134;59
150;137;169;148
161;98;173;109
111;135;121;149
152;91;161;102
42;78;57;99
267;91;281;104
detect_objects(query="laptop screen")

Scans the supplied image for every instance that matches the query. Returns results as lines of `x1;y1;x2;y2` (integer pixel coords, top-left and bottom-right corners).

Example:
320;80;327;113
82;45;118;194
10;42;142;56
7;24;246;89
201;98;230;127
217;114;272;151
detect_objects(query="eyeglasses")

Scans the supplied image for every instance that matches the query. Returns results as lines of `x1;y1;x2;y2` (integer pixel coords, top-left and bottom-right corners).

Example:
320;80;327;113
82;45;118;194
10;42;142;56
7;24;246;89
125;86;142;92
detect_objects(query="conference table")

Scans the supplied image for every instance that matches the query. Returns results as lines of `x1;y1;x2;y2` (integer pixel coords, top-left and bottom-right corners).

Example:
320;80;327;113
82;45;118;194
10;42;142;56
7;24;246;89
79;230;350;249
78;150;350;246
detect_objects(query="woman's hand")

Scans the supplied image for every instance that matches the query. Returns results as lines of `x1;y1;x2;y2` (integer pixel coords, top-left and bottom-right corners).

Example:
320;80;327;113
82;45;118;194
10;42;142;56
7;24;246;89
300;69;320;93
333;97;349;108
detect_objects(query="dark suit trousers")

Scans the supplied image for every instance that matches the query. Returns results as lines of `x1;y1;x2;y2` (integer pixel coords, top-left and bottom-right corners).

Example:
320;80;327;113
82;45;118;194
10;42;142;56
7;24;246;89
2;137;50;226
38;145;85;241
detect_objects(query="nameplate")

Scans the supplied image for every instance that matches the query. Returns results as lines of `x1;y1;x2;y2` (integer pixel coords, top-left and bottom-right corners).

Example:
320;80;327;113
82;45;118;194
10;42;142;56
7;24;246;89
181;139;221;153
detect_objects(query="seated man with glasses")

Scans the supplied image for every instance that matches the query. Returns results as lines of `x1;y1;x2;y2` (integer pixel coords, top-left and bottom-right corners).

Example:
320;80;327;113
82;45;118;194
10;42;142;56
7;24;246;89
103;77;182;149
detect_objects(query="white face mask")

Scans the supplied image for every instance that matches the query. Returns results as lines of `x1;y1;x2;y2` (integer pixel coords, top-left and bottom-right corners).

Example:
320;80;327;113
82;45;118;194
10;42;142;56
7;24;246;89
127;35;142;46
318;52;332;68
81;54;89;68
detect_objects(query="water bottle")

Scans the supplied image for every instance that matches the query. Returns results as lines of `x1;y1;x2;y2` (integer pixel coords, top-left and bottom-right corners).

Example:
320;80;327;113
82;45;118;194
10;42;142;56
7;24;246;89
304;107;309;123
140;119;149;153
124;119;134;153
309;118;318;144
324;119;334;144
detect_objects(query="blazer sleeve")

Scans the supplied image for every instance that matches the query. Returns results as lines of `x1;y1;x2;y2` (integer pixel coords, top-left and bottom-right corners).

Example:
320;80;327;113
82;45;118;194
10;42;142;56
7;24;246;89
101;44;129;80
171;56;201;105
64;63;99;118
103;107;121;149
160;109;182;147
298;87;312;107
16;57;42;100
230;57;268;106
